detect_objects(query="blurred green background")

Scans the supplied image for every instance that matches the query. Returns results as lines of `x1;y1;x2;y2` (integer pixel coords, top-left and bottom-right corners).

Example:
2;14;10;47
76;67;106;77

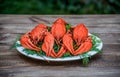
0;0;120;14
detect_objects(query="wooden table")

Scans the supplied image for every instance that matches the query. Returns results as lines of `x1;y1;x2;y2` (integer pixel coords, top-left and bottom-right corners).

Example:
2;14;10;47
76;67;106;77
0;15;120;77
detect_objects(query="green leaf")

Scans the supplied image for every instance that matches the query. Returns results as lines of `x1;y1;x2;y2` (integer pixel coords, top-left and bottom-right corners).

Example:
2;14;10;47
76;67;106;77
62;51;72;57
10;35;21;49
81;53;90;65
53;43;60;53
23;48;48;61
73;41;79;50
97;50;102;54
38;41;43;48
39;50;46;55
47;27;51;32
66;24;71;31
82;57;89;65
15;43;22;47
23;49;37;55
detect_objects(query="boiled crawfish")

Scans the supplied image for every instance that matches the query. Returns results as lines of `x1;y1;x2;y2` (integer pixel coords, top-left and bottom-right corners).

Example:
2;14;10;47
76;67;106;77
20;24;47;52
30;24;47;44
73;37;92;55
51;18;66;43
73;24;88;46
20;33;40;51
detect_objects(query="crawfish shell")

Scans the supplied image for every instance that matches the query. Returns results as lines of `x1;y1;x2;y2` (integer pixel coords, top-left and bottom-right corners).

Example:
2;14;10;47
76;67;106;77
51;23;66;41
73;24;88;43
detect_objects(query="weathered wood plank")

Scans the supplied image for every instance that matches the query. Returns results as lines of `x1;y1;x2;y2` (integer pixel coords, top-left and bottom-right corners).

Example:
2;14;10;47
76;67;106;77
0;66;120;77
0;52;119;67
0;15;120;24
0;26;120;33
0;23;120;28
0;15;120;77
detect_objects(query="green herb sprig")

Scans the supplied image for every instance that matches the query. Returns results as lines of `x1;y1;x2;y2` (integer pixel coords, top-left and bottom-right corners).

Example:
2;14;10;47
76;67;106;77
66;24;71;31
10;35;21;49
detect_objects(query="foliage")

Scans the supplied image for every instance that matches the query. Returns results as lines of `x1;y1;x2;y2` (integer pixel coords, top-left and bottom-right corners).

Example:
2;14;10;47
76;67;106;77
66;24;71;31
0;0;120;14
10;35;21;49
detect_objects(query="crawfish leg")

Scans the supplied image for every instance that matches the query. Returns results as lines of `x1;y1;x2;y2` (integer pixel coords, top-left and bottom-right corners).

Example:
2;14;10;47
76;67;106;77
42;43;48;54
56;46;66;58
42;44;57;58
20;34;40;51
24;41;40;51
42;42;52;57
42;32;54;57
63;34;74;54
74;41;92;55
51;49;57;58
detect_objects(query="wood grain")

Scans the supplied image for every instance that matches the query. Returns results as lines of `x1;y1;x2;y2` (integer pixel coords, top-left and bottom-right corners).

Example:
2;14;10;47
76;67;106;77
0;15;120;77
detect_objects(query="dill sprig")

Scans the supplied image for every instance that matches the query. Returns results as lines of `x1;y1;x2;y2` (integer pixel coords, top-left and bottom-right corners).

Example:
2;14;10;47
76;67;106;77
10;35;21;49
47;27;51;32
81;53;90;66
66;24;71;31
62;51;72;57
82;57;89;66
53;43;60;53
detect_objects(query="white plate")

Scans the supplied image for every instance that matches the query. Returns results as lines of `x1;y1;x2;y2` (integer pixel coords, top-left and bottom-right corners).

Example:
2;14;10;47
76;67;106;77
16;34;103;61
